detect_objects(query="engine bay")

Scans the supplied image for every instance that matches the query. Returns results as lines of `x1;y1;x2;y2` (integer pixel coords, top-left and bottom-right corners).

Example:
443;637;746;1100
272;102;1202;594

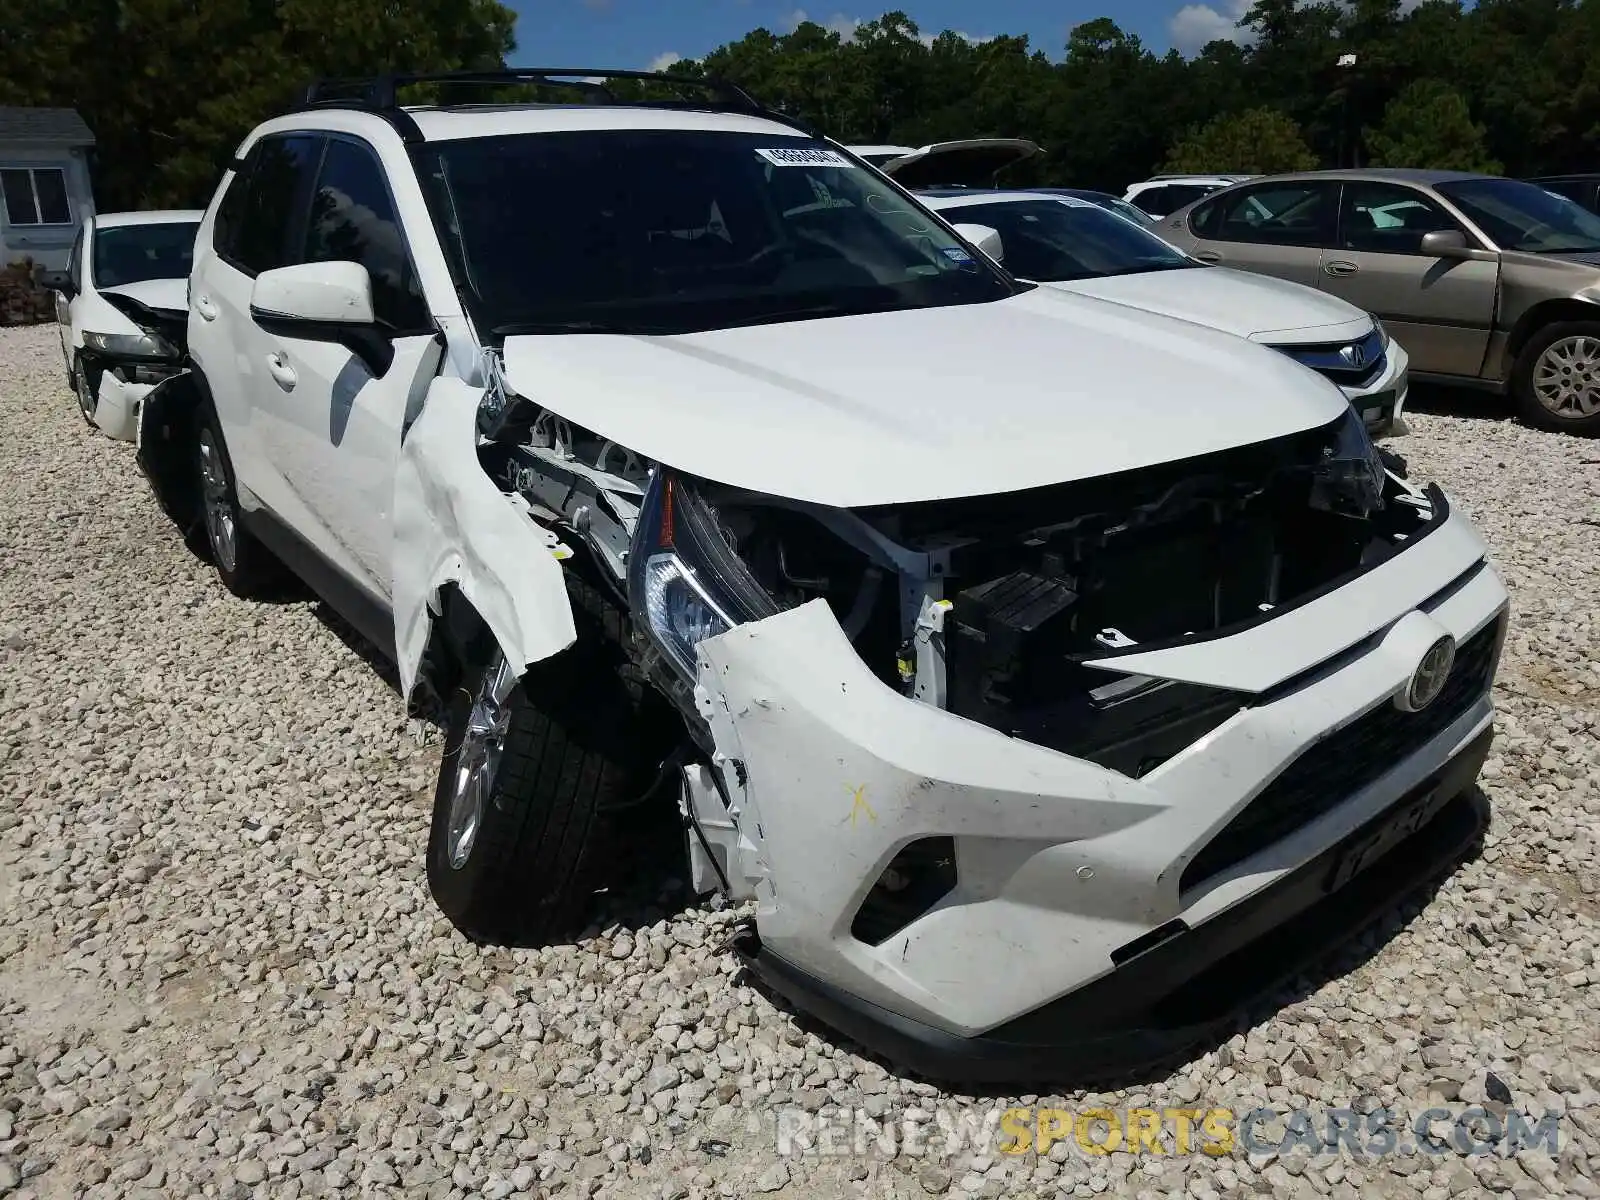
486;394;1438;768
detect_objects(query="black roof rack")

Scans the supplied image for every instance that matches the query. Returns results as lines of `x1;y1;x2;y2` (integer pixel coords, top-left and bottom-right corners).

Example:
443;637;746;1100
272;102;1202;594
290;67;814;142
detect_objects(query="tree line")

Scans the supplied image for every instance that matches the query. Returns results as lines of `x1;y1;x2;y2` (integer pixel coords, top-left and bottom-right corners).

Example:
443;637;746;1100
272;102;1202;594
2;0;1593;212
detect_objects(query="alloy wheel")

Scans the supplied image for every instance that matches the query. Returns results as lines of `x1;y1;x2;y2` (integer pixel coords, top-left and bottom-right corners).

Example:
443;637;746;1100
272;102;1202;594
446;655;517;870
1533;335;1600;418
74;370;97;423
197;428;238;573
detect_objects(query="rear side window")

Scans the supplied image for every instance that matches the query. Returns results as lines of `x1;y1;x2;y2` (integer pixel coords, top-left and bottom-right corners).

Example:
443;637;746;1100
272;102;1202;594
1188;197;1221;237
1215;182;1334;247
219;135;323;276
302;138;429;331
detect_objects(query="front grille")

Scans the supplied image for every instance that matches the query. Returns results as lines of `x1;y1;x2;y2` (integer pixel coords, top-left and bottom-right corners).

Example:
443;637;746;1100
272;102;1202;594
1272;328;1387;390
1180;613;1503;894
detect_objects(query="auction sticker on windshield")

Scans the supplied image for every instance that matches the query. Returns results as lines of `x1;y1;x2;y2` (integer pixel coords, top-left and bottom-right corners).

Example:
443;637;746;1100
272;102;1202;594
756;147;856;168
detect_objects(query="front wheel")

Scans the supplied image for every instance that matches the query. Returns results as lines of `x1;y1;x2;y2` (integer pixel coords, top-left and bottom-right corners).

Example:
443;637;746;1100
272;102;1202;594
72;357;97;426
195;410;280;596
1513;322;1600;435
426;601;672;946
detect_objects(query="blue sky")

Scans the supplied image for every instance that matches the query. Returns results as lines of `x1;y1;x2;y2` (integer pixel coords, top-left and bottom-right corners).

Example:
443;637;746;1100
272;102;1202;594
506;0;1259;73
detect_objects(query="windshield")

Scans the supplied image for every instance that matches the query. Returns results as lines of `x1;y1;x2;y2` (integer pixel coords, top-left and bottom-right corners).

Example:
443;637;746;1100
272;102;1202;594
1436;177;1600;254
419;130;1020;337
943;198;1194;282
91;221;199;289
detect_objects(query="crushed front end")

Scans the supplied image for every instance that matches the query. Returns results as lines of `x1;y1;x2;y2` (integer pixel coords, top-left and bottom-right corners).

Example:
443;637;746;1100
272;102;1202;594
620;410;1505;1083
82;293;187;440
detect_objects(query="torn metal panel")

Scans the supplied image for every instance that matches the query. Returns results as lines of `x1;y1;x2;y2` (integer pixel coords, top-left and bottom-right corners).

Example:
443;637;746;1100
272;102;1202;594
392;377;578;700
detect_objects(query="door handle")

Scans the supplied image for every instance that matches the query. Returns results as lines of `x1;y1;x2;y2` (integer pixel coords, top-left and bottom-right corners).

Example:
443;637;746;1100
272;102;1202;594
1194;250;1221;263
265;352;297;390
195;296;219;321
1324;260;1359;278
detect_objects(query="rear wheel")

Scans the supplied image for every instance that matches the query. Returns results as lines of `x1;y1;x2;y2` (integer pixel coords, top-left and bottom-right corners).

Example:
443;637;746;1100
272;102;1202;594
195;409;280;596
1513;321;1600;435
426;579;676;946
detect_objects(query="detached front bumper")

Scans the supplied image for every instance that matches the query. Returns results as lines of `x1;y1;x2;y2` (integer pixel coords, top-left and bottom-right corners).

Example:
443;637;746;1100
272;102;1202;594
84;354;179;442
696;500;1506;1082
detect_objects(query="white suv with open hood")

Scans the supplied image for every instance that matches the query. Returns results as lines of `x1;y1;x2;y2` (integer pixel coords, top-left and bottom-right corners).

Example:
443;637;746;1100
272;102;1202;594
137;71;1508;1084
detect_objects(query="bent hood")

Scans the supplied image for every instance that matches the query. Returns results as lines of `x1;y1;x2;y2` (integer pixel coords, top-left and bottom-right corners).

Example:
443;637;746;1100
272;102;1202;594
1055;267;1373;345
500;287;1348;508
101;277;188;316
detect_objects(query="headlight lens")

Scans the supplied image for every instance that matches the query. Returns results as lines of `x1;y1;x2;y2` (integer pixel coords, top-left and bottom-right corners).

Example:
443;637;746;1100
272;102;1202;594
83;330;175;358
1309;406;1387;519
628;473;780;680
1369;314;1390;352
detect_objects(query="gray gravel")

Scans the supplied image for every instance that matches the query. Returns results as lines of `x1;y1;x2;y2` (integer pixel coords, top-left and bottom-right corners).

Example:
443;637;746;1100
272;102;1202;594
2;323;1597;1199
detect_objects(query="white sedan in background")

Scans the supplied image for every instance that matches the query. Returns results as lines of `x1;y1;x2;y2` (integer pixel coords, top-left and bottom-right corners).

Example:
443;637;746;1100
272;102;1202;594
923;191;1410;436
39;209;202;438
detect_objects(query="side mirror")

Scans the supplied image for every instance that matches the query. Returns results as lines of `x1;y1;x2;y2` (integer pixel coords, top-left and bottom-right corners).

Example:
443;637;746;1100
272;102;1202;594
249;261;393;376
951;223;1004;264
1419;229;1476;259
250;260;375;326
37;269;73;296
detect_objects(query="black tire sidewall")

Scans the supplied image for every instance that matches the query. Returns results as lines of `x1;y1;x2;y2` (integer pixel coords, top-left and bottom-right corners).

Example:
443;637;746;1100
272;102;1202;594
1513;321;1600;435
195;403;275;595
72;354;97;425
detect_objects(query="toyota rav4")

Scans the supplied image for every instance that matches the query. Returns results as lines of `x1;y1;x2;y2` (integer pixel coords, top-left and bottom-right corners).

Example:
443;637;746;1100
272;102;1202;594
136;69;1508;1083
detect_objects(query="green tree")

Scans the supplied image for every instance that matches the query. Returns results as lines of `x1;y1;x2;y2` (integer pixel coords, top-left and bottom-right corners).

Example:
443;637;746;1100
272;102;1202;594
0;0;515;209
1365;79;1501;172
1162;107;1319;174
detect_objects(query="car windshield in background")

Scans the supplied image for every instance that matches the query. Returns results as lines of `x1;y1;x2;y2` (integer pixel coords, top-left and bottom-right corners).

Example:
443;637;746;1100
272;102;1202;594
1436;177;1600;254
91;222;199;288
419;131;1020;337
951;198;1194;282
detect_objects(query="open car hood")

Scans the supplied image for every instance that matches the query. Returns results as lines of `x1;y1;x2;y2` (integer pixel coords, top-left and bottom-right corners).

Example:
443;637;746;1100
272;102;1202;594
499;286;1348;509
875;139;1043;189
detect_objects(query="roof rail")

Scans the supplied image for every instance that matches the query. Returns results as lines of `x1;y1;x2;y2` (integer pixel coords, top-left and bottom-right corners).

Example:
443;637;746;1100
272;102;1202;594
290;67;817;141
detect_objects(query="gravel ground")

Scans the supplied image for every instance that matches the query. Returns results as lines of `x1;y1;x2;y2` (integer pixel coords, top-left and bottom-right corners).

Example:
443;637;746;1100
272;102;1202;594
1;321;1597;1200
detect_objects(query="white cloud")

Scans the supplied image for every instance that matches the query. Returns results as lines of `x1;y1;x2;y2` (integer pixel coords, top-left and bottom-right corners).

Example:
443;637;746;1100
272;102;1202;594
1168;0;1254;56
647;51;683;71
783;9;861;40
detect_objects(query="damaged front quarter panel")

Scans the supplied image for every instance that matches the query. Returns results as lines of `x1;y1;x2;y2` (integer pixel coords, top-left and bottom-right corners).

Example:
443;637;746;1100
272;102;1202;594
392;376;579;701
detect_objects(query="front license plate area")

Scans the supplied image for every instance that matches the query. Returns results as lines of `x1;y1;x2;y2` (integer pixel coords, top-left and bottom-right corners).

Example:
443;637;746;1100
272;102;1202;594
1325;784;1443;892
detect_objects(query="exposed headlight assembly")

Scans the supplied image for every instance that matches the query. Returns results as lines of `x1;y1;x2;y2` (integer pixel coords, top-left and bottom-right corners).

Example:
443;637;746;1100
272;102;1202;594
1369;313;1390;352
82;330;177;359
1310;406;1387;519
628;472;780;680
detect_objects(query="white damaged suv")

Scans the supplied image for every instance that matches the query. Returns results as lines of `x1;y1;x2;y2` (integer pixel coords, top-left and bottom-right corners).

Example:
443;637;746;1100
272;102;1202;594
138;71;1509;1083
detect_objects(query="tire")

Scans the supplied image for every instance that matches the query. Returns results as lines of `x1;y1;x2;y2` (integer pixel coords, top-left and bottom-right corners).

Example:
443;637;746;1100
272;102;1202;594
71;356;97;426
426;575;676;946
194;405;280;597
1512;321;1600;435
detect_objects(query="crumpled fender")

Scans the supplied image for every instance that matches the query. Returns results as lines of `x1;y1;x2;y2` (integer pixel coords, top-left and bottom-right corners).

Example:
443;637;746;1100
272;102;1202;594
392;377;577;699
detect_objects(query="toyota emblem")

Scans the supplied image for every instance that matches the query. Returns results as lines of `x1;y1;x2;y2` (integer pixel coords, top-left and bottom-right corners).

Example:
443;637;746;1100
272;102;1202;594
1340;342;1368;369
1397;635;1457;712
